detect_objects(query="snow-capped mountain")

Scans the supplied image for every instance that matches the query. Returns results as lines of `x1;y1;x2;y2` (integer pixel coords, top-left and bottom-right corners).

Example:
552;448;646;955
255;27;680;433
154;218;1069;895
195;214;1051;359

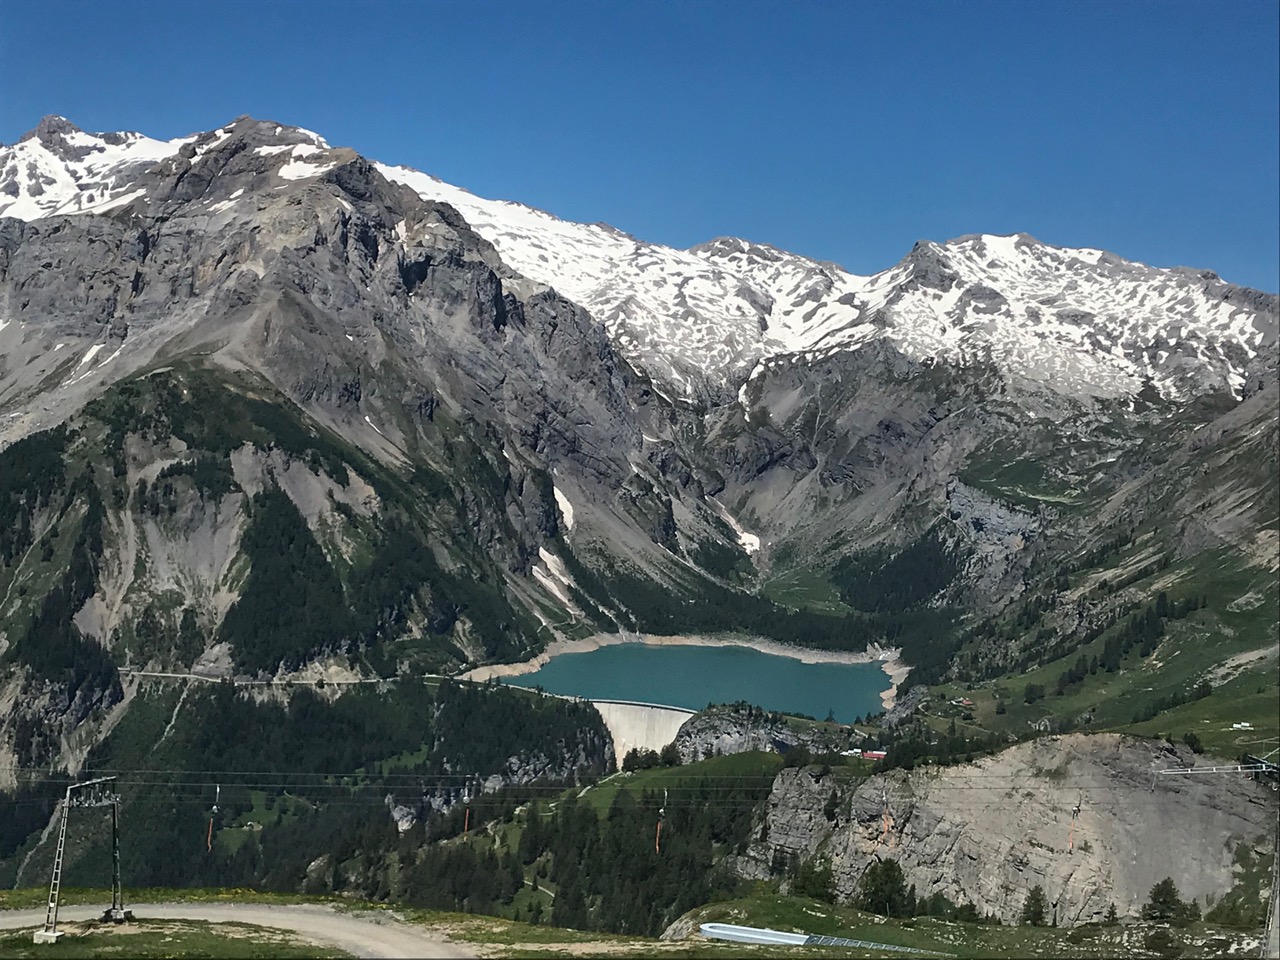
2;116;1275;407
696;234;1275;402
0;116;180;219
374;168;1276;404
0;115;334;221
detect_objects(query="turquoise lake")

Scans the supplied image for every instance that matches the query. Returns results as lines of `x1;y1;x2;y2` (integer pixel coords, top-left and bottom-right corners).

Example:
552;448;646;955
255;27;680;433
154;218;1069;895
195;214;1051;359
502;643;890;722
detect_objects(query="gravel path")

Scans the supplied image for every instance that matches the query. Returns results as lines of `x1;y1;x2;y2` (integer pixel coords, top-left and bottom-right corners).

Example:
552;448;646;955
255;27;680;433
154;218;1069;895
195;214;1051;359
0;902;478;958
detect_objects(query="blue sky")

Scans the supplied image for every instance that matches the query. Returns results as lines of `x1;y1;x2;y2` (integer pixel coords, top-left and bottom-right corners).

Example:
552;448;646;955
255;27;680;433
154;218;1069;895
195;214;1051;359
1;0;1277;290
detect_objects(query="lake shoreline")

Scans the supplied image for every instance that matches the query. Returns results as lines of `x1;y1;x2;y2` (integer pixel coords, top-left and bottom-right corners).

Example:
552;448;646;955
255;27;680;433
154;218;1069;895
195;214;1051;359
462;633;909;712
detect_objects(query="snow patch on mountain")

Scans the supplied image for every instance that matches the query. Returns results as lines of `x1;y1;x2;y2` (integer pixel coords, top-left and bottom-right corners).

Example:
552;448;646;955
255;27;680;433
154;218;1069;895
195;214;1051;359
0;119;188;220
694;234;1275;401
0;116;340;223
278;151;338;181
709;498;761;555
553;485;576;532
376;162;771;397
75;343;106;368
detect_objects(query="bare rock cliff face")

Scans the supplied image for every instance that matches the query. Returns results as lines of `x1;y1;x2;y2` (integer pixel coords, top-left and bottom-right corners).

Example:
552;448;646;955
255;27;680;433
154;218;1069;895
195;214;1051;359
739;733;1277;926
672;703;852;763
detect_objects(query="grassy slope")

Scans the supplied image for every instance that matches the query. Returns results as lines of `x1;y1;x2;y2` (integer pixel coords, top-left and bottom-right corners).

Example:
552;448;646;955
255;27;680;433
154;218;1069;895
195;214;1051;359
756;542;1277;756
759;567;852;615
923;548;1278;755
0;890;1264;958
574;751;784;816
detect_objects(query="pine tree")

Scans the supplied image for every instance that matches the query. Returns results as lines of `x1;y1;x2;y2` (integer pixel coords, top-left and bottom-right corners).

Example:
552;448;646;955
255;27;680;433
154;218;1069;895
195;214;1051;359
1143;877;1198;925
519;801;543;864
1021;885;1047;926
1143;877;1180;921
857;858;913;917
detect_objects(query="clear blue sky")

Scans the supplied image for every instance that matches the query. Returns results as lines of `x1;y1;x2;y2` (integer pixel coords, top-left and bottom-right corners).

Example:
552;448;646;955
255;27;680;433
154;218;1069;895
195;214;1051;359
2;0;1277;291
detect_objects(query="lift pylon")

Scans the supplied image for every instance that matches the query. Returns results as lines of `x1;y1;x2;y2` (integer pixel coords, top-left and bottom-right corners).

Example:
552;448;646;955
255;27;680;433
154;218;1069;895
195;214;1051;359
34;777;132;945
878;786;897;848
1067;793;1082;854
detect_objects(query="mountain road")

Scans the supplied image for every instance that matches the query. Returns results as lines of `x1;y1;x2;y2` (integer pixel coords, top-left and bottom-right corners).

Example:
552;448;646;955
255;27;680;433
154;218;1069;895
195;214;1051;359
0;902;478;958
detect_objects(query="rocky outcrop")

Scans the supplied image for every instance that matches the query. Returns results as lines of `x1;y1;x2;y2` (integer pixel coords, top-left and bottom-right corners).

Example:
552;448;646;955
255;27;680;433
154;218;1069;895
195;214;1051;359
882;685;928;728
673;703;853;763
944;478;1042;597
739;733;1278;926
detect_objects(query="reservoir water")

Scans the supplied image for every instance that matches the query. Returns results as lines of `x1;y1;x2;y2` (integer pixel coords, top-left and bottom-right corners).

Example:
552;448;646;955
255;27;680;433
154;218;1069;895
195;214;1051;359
502;643;890;723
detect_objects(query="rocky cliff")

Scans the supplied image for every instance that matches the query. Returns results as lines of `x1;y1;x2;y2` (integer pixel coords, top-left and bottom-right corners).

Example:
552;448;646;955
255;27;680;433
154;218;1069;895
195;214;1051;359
673;702;854;763
737;733;1278;926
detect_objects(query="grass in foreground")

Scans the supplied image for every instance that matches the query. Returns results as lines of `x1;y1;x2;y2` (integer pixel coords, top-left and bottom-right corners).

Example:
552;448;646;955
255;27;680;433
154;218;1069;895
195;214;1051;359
0;918;348;959
3;888;1266;958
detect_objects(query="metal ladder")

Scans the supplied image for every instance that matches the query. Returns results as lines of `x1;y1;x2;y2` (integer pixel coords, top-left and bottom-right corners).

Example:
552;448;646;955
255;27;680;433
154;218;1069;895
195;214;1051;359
40;798;69;938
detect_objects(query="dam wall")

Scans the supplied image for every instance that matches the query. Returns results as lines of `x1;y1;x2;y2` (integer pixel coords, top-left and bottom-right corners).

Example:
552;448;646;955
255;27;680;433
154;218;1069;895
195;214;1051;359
590;699;695;759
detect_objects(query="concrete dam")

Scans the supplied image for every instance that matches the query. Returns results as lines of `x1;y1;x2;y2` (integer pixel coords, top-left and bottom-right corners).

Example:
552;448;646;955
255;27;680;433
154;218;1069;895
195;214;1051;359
589;699;695;759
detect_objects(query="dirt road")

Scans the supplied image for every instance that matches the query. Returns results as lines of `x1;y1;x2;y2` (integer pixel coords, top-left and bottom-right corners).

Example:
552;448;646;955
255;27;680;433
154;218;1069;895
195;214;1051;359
0;902;478;958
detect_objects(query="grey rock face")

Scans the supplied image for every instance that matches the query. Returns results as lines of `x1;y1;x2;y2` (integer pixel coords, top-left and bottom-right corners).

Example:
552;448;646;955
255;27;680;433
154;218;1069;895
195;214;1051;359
20;116;91;155
945;479;1041;591
901;240;962;292
741;734;1278;926
672;703;853;763
0;118;648;507
881;685;928;728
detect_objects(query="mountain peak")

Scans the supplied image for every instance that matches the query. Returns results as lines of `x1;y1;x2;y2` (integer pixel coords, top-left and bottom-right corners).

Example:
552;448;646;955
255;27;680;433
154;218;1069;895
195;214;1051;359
214;115;331;150
18;114;83;144
946;231;1040;247
904;239;961;290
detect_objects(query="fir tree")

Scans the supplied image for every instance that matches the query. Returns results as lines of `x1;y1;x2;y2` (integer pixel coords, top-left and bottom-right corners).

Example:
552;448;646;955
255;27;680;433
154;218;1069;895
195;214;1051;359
1022;885;1047;926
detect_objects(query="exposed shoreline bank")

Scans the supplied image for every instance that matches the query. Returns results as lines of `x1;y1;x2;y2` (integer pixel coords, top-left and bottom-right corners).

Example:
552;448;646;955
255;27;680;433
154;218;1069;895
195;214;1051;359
462;633;909;711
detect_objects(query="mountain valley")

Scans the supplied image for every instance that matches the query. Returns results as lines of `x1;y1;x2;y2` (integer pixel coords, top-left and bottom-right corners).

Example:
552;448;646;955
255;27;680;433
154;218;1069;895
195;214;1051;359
0;114;1276;951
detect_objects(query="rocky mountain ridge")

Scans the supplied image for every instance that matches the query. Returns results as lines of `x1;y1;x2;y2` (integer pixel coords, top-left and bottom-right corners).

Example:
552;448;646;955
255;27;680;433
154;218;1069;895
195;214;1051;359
334;160;1278;405
672;703;853;763
4;116;1275;408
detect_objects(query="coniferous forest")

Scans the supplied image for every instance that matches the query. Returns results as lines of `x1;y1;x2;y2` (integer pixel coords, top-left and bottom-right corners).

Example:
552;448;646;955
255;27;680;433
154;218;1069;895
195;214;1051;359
0;676;778;939
0;680;612;893
400;776;768;935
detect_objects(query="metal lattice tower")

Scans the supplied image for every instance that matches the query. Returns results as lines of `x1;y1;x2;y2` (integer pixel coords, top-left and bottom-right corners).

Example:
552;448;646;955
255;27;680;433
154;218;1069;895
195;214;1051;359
33;776;132;945
1152;759;1279;791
